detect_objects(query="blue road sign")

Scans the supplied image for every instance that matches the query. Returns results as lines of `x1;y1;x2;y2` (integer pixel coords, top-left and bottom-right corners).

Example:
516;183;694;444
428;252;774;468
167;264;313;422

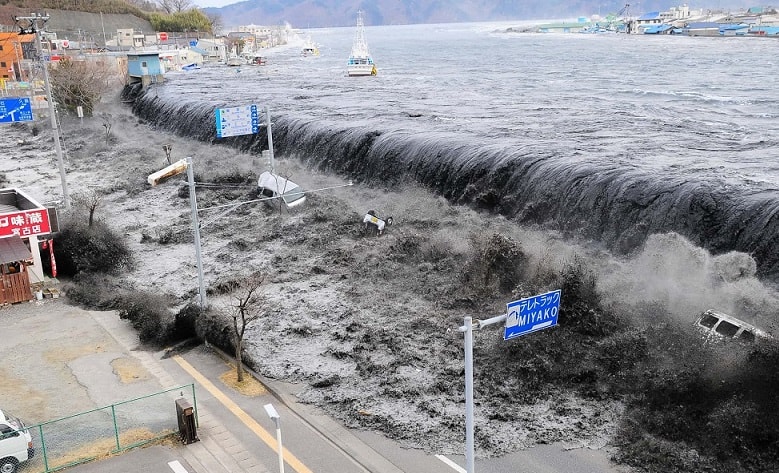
215;104;260;138
504;289;561;340
0;97;33;123
190;40;197;47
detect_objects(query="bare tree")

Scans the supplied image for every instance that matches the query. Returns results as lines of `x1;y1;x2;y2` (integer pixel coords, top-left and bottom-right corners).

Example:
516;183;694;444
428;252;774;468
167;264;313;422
48;58;118;116
71;189;101;227
228;272;267;382
100;113;112;144
158;0;194;14
205;12;223;36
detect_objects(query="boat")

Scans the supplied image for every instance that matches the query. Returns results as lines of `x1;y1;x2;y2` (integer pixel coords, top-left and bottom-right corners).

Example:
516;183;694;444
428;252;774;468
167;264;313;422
249;55;267;66
301;37;320;57
226;55;245;67
347;11;377;76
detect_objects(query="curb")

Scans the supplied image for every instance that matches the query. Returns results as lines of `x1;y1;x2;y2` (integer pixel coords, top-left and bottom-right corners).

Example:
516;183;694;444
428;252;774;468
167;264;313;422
205;343;406;473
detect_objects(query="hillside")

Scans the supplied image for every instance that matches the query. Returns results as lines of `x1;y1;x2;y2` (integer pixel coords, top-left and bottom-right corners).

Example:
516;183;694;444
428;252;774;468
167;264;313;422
205;0;757;29
48;10;154;43
0;3;154;42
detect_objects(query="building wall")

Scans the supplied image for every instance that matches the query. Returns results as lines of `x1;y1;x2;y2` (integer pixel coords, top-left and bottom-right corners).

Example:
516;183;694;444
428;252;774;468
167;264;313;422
0;33;35;80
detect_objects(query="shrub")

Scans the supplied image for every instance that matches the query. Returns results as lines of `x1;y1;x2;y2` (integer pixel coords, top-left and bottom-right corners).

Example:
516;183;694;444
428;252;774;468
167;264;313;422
555;256;620;337
116;291;172;345
63;273;124;309
172;303;202;342
55;217;132;276
195;308;234;352
463;232;528;295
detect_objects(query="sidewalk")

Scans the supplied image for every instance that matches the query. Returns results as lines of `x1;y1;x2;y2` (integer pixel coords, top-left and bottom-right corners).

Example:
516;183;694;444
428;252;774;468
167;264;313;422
88;310;406;473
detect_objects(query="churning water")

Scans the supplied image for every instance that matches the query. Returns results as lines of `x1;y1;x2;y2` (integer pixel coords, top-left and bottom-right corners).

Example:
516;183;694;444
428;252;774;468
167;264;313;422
129;21;779;281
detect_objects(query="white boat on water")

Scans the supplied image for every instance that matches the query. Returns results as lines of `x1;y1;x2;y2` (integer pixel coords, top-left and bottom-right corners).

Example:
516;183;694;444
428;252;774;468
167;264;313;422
347;11;376;76
226;55;245;67
302;37;320;57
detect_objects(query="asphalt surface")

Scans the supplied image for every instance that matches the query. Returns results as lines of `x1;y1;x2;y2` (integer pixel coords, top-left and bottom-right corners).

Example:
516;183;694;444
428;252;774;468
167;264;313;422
1;297;628;473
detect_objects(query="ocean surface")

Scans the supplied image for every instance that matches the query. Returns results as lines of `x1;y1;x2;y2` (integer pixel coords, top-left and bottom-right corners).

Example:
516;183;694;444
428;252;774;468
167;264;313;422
130;21;779;281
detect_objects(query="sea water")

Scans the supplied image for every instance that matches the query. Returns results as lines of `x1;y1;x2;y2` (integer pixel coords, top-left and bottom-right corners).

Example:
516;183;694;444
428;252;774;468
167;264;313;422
133;21;779;281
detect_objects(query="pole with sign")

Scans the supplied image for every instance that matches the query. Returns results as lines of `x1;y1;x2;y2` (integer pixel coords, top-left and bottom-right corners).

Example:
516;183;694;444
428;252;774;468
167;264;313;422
458;289;561;473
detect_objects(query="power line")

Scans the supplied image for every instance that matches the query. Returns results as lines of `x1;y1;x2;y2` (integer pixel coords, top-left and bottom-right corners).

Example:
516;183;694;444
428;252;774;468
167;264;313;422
13;13;70;209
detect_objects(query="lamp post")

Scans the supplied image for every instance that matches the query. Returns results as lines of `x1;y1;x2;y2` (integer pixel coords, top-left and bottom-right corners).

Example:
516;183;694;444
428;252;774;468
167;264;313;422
147;157;206;308
185;157;207;308
14;13;70;209
263;403;284;473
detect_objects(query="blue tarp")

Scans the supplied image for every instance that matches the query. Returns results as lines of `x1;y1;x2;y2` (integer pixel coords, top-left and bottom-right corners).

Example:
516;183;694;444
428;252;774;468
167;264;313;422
644;24;673;34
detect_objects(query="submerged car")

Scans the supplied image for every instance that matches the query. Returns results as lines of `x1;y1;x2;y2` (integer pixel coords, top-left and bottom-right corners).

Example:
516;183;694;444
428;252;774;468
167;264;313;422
257;171;306;209
695;309;772;343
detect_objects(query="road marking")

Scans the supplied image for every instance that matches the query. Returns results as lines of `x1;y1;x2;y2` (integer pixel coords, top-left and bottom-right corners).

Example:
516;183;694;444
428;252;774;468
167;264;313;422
173;355;313;473
435;454;467;473
168;460;189;473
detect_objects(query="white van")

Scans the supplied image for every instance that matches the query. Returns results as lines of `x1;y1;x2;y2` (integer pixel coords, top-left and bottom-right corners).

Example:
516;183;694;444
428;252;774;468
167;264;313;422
695;310;772;343
257;171;306;209
0;409;34;473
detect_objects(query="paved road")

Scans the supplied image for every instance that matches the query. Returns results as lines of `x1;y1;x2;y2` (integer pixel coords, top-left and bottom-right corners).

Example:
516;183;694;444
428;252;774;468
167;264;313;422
2;298;629;473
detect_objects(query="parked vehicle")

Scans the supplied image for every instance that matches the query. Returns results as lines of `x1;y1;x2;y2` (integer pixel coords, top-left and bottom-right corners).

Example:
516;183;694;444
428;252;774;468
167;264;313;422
695;309;772;343
257;171;306;209
0;409;34;473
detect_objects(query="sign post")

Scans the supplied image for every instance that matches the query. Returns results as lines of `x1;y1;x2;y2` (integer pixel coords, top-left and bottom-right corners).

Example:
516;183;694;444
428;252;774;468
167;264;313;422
458;289;561;473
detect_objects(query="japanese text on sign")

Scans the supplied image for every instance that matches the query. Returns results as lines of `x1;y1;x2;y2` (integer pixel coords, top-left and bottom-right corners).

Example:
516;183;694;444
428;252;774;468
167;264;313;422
215;104;260;138
0;97;34;123
0;209;52;238
504;289;561;340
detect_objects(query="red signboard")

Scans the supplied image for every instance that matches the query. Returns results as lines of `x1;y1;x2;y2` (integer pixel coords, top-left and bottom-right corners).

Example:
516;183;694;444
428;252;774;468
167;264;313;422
159;32;168;41
0;209;51;238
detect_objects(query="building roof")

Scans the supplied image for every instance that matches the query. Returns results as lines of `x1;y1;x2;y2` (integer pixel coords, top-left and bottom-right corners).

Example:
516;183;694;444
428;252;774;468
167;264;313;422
0;235;31;264
686;22;721;29
638;12;661;21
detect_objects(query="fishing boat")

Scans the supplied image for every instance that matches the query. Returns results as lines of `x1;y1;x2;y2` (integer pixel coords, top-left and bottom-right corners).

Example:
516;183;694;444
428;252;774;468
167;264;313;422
347;11;377;76
301;37;320;57
226;54;245;67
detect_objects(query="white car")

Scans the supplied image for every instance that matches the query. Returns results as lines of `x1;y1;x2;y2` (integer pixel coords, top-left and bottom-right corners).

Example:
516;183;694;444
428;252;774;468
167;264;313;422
0;409;34;473
257;171;306;209
695;310;772;343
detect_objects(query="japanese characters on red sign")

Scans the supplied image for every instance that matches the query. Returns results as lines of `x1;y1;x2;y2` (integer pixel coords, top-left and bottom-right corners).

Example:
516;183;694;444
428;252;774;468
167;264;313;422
0;209;51;238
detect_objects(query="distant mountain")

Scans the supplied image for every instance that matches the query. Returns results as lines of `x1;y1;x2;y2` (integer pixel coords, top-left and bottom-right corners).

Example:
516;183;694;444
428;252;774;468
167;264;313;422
204;0;757;29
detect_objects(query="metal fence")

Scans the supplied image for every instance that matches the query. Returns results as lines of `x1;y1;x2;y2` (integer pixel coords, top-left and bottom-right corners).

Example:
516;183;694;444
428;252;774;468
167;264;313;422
18;384;197;473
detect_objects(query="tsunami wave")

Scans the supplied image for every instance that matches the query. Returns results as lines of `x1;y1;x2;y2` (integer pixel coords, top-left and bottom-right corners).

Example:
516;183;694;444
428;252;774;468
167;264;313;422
126;86;779;283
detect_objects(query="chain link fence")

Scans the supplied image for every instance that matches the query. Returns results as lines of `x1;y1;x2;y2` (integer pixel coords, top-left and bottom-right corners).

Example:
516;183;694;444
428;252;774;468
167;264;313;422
17;384;196;473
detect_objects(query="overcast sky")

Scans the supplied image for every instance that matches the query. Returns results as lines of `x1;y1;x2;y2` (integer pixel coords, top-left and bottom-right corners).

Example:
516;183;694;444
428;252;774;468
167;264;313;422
193;0;237;8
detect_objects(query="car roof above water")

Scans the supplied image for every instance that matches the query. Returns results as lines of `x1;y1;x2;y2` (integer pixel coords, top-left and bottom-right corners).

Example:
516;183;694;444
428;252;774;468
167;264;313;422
257;171;306;207
696;309;772;343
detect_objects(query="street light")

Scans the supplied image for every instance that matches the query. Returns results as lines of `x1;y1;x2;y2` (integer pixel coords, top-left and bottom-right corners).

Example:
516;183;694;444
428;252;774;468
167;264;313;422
263;403;285;473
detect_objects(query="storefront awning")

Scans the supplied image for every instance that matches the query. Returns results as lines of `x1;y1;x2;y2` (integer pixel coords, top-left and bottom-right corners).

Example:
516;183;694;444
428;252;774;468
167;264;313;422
0;235;32;264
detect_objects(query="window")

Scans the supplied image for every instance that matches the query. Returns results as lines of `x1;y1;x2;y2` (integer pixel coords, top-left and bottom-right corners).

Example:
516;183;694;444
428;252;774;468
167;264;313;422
141;61;147;67
698;314;718;329
0;62;5;68
715;320;739;338
739;330;756;343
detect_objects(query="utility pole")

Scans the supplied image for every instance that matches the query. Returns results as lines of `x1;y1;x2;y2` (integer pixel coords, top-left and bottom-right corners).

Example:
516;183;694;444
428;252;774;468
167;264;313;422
14;13;70;209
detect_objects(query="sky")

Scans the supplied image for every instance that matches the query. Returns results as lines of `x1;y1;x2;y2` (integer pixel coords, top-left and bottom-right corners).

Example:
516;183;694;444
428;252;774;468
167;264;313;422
193;0;237;8
192;0;758;12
